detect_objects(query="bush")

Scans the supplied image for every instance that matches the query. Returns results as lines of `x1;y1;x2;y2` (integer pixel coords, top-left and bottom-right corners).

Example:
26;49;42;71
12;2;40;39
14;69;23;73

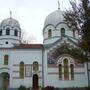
27;87;30;90
18;85;26;90
43;86;90;90
44;86;55;90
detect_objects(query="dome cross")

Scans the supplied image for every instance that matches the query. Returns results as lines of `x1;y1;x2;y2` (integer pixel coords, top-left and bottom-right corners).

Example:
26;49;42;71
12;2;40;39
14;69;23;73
58;0;60;10
10;11;12;18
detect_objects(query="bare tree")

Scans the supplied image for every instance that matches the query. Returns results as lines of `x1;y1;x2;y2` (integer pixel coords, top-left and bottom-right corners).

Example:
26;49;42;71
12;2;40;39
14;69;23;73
21;29;37;44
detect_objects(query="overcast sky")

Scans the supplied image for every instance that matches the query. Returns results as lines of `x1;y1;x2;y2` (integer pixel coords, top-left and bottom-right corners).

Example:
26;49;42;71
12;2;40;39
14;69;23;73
0;0;78;43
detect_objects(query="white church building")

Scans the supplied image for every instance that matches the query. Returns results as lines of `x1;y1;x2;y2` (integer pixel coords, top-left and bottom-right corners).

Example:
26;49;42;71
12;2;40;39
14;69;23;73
0;6;90;90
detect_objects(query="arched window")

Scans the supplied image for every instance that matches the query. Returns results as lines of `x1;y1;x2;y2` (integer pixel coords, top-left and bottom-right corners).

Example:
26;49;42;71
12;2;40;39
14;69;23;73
70;64;74;80
14;29;18;36
33;61;39;72
0;29;2;36
6;28;10;35
64;58;69;80
4;55;9;65
59;64;62;79
48;29;52;38
20;61;24;79
61;28;65;37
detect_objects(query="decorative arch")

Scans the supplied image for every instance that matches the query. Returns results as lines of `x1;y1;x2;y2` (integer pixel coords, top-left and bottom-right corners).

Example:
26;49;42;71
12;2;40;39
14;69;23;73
33;61;39;72
4;55;9;65
55;22;67;27
43;24;55;32
20;61;24;79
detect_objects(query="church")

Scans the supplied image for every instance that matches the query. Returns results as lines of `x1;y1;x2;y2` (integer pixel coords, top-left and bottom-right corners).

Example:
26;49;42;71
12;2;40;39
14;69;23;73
0;5;90;90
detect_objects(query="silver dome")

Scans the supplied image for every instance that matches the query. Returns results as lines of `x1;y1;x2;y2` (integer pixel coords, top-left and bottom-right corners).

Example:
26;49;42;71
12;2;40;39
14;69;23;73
0;18;20;28
44;9;64;27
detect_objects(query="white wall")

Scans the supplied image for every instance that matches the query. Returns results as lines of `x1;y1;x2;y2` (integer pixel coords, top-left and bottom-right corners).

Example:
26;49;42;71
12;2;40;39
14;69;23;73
43;47;88;87
0;48;42;88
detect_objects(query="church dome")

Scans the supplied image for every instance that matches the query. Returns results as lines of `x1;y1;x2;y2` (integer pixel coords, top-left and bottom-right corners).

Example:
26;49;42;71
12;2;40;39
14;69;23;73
0;17;20;28
0;17;21;47
44;9;64;27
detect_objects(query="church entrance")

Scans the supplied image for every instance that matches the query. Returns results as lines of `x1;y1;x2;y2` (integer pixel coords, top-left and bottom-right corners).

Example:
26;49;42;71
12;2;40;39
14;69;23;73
0;72;10;90
32;74;39;90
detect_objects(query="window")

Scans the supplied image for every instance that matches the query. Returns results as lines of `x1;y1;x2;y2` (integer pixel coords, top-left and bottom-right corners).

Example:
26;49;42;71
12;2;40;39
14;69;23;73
20;61;24;79
58;58;74;80
0;29;2;36
64;58;69;80
14;29;18;36
61;28;65;37
6;28;10;35
59;64;62;79
48;29;52;38
4;55;9;65
33;61;39;72
70;64;74;80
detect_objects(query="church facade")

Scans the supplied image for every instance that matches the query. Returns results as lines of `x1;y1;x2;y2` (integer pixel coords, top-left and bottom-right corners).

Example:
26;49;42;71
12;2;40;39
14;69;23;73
0;8;90;89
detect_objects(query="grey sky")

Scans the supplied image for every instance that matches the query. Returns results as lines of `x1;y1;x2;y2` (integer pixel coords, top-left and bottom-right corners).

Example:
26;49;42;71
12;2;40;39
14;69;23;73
0;0;77;43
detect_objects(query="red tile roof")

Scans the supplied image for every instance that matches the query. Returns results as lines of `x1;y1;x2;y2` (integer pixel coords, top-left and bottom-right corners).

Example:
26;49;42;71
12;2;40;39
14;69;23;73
13;44;43;49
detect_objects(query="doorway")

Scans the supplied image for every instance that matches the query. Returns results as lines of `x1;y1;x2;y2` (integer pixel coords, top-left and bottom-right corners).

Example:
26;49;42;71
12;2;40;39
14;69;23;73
32;74;39;90
0;72;10;90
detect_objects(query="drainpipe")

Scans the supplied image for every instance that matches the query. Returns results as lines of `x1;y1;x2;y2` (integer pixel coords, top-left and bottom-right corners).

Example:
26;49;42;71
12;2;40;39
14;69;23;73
42;45;44;88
